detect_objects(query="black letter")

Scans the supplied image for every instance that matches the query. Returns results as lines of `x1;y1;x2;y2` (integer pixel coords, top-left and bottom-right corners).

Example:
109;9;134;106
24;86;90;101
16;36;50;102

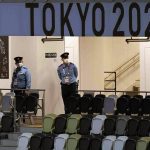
92;3;105;36
129;3;141;36
113;2;124;36
145;3;150;37
25;3;39;36
43;3;55;36
61;3;74;36
77;3;89;36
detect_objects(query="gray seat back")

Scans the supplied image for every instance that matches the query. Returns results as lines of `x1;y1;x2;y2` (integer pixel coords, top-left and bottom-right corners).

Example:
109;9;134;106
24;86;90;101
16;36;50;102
113;136;128;150
103;97;115;114
16;133;32;150
54;134;69;150
2;95;12;112
90;115;107;134
115;116;130;135
102;136;116;150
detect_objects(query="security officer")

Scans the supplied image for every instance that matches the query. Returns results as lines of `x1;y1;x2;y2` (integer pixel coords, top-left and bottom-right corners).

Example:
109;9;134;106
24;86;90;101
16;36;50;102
11;57;31;123
11;56;31;95
57;52;78;114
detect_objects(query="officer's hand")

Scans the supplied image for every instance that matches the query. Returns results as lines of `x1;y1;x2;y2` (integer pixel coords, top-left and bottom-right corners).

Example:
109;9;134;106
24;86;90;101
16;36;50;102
10;89;14;93
25;89;30;95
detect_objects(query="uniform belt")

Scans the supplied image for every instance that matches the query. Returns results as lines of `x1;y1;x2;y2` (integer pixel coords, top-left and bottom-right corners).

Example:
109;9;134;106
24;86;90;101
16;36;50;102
61;82;76;86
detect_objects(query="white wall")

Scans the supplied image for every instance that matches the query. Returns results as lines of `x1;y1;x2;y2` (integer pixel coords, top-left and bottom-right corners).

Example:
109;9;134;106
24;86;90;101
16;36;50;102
79;37;140;91
79;37;104;90
36;37;64;114
104;37;139;71
10;37;37;88
64;37;80;87
0;36;142;115
103;37;140;91
0;36;65;115
140;42;150;91
0;36;38;94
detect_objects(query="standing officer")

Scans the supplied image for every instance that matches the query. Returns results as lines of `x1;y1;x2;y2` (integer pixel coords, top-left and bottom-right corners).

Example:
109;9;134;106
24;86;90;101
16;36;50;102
11;56;31;95
11;57;31;123
57;52;78;114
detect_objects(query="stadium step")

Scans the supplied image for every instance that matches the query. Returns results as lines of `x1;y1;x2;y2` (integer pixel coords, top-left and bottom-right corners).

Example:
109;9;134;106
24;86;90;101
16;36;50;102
0;126;42;149
0;139;17;147
20;125;42;133
8;132;21;140
0;133;20;149
0;146;17;150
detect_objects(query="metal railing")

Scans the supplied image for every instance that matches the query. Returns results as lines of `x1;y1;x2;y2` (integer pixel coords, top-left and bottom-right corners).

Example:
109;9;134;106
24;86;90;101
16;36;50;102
104;53;140;90
104;71;116;93
78;90;150;96
0;88;45;132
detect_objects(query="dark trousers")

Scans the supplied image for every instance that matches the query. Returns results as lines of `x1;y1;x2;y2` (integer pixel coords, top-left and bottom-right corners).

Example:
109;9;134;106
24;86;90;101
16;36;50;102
61;82;77;114
14;90;25;96
14;89;26;123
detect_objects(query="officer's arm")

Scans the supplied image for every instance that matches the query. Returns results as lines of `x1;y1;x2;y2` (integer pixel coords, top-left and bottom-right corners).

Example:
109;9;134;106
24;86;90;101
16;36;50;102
11;75;13;89
74;65;78;78
57;67;62;80
25;70;31;89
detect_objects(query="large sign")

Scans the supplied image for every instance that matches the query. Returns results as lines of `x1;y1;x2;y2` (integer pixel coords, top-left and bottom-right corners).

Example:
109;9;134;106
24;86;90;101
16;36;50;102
0;2;150;36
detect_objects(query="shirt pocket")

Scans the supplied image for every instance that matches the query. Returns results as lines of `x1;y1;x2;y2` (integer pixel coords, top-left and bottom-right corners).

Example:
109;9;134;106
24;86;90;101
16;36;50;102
60;69;66;77
18;73;25;81
69;68;74;76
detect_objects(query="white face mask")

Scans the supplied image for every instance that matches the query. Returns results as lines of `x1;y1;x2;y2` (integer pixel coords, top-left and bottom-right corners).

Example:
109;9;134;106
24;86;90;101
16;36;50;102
18;63;23;67
63;59;68;64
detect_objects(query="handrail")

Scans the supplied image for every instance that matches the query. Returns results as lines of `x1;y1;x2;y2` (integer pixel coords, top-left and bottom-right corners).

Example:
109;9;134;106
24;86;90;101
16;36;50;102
114;53;139;74
105;53;139;80
104;72;116;94
116;57;139;78
78;90;150;95
0;88;45;91
104;53;140;88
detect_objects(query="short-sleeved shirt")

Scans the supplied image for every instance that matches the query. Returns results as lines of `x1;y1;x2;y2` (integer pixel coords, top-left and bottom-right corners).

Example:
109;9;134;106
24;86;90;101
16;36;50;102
11;66;31;89
57;63;78;84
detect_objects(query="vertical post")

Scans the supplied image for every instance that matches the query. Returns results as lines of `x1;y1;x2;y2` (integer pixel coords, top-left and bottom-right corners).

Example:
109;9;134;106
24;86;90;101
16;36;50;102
42;90;45;122
115;72;116;95
146;92;148;96
13;95;17;132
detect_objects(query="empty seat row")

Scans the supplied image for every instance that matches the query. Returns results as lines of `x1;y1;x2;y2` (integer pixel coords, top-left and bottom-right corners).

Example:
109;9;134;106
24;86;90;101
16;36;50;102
116;95;150;115
26;133;150;150
15;132;150;150
1;92;39;113
15;113;150;150
66;94;150;115
66;94;109;114
42;114;150;137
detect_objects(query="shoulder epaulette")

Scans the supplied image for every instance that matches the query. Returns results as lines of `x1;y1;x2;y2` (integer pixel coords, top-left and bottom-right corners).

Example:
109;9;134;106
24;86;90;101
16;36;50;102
69;62;74;66
22;66;27;69
58;64;63;67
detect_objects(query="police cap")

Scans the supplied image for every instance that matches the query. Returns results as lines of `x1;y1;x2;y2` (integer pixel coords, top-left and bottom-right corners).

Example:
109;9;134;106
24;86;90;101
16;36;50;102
60;52;69;59
14;57;23;63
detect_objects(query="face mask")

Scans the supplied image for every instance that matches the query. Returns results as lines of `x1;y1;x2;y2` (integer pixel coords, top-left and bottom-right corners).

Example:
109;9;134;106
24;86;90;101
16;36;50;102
18;63;23;67
63;59;68;64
